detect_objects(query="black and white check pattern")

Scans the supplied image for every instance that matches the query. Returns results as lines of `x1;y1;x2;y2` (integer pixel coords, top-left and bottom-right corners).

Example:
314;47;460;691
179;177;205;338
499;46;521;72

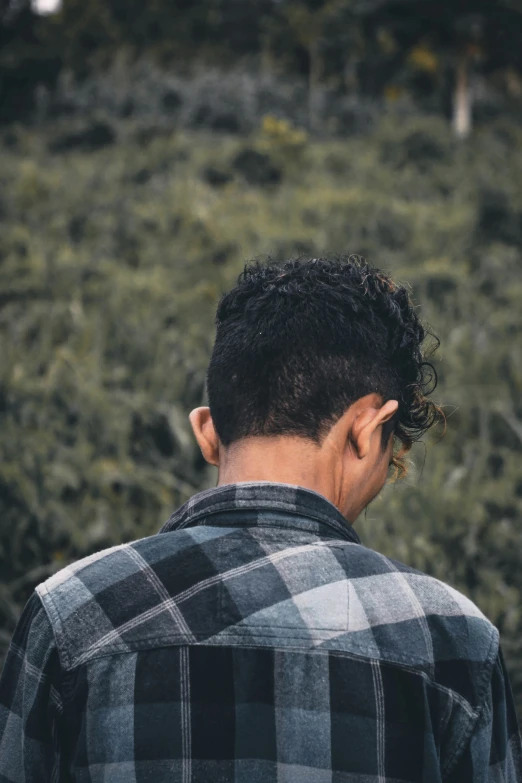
1;482;521;781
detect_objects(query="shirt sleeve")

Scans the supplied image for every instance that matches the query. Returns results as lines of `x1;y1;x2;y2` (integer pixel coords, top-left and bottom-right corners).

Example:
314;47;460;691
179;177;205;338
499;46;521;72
446;646;522;782
0;593;66;782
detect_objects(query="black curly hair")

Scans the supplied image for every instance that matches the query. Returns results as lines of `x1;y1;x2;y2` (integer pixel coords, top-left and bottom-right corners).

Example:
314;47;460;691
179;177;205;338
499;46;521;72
207;255;443;476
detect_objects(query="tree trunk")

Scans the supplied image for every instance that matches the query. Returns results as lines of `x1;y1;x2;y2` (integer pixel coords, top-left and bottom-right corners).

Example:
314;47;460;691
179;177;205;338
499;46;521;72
452;57;472;139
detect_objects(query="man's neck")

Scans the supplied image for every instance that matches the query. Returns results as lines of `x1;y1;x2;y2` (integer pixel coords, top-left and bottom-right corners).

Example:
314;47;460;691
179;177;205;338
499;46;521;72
216;436;345;513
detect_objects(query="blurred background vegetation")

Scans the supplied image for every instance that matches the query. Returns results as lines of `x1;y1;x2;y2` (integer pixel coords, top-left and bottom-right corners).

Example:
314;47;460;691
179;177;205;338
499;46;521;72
2;0;522;719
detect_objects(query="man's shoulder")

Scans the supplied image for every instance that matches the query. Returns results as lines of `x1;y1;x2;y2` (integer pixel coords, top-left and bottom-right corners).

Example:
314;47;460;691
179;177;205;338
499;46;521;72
343;542;493;631
334;543;499;703
37;524;234;601
35;524;236;669
34;524;499;710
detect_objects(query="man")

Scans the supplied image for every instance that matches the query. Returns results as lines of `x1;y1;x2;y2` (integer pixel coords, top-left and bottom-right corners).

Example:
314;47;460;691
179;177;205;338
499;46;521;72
0;255;520;782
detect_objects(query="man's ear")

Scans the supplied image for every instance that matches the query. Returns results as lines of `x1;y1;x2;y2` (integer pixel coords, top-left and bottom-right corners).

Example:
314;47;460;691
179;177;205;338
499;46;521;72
189;407;220;467
351;399;399;460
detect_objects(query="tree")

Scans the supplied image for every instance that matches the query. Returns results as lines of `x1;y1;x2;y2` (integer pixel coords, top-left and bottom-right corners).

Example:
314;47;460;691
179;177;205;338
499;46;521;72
46;0;274;73
362;0;522;136
0;0;60;122
265;0;367;131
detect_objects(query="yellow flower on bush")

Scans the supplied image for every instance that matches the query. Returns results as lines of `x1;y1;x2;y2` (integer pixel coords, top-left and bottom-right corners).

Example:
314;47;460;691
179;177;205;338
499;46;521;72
261;115;308;149
408;45;439;74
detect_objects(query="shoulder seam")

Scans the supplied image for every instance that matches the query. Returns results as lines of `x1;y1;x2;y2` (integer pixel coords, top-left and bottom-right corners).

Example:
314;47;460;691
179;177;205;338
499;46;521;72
35;582;73;670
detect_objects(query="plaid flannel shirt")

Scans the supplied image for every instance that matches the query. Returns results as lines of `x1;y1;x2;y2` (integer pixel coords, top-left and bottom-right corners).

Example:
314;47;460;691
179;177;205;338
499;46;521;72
1;482;521;782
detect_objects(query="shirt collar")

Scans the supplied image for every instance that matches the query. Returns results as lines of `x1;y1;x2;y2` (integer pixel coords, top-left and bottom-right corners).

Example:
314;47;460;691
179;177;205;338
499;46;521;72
159;482;361;545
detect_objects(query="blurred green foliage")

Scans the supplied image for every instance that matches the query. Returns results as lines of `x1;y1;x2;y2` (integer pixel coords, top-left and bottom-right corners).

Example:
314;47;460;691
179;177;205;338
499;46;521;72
1;105;522;722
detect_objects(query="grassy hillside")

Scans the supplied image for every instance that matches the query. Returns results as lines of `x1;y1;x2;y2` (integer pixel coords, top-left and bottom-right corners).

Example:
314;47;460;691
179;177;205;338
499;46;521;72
1;108;522;714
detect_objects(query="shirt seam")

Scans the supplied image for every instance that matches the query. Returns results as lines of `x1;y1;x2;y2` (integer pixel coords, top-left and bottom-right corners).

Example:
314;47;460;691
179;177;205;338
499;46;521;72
441;622;500;779
64;632;435;669
54;634;478;722
59;627;489;713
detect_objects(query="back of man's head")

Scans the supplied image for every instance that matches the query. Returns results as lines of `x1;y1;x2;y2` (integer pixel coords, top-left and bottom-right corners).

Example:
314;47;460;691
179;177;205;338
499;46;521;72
207;255;441;476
